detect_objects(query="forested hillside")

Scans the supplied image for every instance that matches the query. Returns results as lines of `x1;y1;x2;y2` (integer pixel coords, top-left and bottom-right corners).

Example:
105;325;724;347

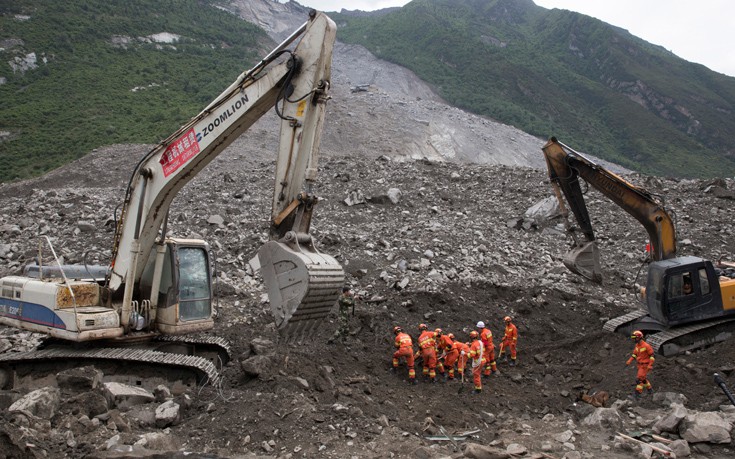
0;0;269;181
333;0;735;177
2;0;735;181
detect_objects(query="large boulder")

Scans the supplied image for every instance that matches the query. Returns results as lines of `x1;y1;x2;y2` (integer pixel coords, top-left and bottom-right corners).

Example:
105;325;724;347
653;403;688;433
679;412;732;444
8;387;60;420
581;407;624;431
102;382;154;410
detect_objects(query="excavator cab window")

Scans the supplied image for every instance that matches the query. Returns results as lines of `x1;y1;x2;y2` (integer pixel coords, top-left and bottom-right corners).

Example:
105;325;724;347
668;273;695;298
698;268;711;295
177;247;211;321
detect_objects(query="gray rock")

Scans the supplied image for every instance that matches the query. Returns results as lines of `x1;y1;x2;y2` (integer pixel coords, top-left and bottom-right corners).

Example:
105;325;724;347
653;403;687;433
57;366;103;393
669;439;691;457
653;391;688;407
581;407;624;430
240;354;273;378
250;337;275;356
9;386;60;419
155;400;181;428
68;391;109;418
135;432;180;451
76;220;97;232
679;411;732;444
207;214;225;226
103;382;155;410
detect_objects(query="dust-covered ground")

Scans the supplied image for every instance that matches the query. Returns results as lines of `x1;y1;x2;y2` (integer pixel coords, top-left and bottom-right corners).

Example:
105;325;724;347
1;140;735;458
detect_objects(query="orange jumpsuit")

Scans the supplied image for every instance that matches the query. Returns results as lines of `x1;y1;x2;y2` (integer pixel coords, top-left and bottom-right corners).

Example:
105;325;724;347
456;342;470;378
436;334;453;374
468;339;484;392
500;322;518;361
479;327;497;375
443;340;463;379
418;330;438;380
627;339;654;393
392;332;416;382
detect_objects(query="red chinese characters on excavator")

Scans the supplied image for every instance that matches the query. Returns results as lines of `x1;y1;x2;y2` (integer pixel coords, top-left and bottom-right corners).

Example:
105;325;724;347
160;129;200;177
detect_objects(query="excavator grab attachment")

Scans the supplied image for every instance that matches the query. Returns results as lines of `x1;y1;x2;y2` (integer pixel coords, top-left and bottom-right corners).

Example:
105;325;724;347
259;234;344;337
563;241;602;284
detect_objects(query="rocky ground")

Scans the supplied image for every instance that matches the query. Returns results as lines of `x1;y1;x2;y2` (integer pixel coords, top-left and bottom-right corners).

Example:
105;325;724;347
1;140;735;458
2;1;735;458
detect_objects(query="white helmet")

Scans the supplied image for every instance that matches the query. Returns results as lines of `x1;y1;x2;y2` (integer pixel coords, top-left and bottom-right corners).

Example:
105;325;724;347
476;321;485;328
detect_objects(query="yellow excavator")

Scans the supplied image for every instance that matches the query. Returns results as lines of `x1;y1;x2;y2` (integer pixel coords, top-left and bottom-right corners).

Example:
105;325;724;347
542;137;735;356
0;11;344;390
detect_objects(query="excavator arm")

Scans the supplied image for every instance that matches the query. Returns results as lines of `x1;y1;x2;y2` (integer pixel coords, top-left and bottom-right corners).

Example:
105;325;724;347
108;11;343;334
541;137;677;282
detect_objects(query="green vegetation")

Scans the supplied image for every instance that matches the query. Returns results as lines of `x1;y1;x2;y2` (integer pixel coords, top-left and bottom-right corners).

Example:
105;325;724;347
2;0;735;180
333;0;735;178
0;0;267;182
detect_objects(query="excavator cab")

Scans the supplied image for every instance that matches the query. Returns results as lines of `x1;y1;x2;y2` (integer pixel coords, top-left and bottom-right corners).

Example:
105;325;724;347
646;257;724;327
138;239;215;335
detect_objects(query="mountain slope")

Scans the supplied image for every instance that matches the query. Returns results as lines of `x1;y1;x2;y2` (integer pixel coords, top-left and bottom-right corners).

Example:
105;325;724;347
0;0;269;181
331;0;735;177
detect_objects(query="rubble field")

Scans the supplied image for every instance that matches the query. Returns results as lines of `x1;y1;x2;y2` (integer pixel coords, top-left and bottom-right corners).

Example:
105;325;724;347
1;142;735;458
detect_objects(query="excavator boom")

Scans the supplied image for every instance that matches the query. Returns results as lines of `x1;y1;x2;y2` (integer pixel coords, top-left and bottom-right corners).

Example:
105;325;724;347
542;137;735;356
542;137;677;282
108;11;343;335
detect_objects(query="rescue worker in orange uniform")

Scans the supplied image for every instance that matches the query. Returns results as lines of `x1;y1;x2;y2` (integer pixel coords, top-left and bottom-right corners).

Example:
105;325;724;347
435;329;454;380
498;316;518;366
417;323;438;382
435;328;453;378
391;326;417;384
468;330;484;394
476;321;498;376
456;340;471;380
442;333;461;380
433;328;446;376
626;330;654;398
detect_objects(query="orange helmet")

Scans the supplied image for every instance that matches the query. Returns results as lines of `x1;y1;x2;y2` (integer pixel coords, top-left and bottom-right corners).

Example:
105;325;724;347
469;330;479;339
504;316;512;322
631;330;644;340
418;323;428;331
393;326;402;334
434;328;443;335
447;333;455;340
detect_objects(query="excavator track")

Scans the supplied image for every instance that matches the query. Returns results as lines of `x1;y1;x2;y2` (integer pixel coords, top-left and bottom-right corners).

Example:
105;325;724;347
602;310;648;333
0;336;231;392
603;310;735;356
154;334;231;368
646;318;735;356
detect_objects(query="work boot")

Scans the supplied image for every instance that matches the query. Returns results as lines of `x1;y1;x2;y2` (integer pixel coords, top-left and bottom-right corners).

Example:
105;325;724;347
509;359;516;367
410;379;417;385
628;392;642;401
389;367;396;374
473;388;482;394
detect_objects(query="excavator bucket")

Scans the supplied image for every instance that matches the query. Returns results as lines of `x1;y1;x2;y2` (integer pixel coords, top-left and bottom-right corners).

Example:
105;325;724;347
563;241;602;284
258;238;344;338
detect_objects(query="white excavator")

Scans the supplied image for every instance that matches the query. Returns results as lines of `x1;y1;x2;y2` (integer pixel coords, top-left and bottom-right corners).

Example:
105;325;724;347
0;11;344;390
